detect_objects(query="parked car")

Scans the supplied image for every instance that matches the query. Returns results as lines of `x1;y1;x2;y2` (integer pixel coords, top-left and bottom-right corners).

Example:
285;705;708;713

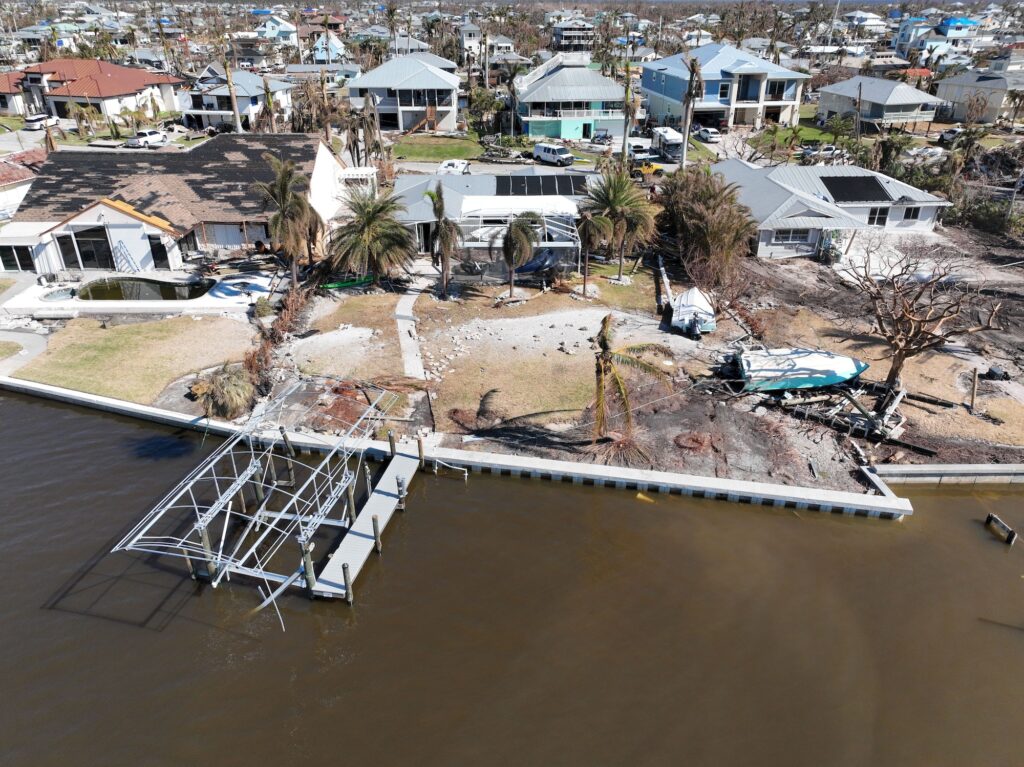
23;113;59;131
630;160;665;179
697;127;722;143
437;159;471;175
907;146;945;162
126;129;168;148
801;144;848;160
532;142;574;166
939;127;965;145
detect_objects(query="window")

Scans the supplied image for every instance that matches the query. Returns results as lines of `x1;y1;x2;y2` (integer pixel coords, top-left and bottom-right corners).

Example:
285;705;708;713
766;80;786;100
0;245;33;271
148;235;170;269
56;234;79;269
772;229;811;244
719;82;730;99
903;206;921;221
0;95;7;108
868;207;889;226
72;226;115;270
250;96;259;106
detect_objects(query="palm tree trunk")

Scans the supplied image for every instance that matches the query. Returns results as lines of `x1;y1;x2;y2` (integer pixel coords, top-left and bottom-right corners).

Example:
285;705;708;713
617;239;626;280
441;251;449;299
508;267;515;299
290;253;299;289
583;247;590;297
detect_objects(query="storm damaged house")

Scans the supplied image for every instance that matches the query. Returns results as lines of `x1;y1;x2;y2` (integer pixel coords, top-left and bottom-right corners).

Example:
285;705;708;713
0;135;370;274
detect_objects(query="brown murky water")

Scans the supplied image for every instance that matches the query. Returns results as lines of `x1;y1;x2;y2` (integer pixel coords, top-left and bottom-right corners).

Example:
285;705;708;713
1;392;1023;767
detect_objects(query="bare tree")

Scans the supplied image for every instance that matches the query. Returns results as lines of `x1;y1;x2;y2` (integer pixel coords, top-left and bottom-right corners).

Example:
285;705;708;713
848;244;1001;404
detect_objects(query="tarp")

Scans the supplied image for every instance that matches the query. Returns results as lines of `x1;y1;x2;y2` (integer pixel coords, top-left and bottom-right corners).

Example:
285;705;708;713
515;249;562;274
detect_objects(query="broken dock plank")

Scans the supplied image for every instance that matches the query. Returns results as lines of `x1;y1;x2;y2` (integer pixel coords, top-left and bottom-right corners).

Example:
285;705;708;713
313;452;420;600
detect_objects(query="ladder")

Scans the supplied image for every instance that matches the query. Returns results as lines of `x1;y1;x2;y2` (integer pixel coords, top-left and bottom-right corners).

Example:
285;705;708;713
112;240;141;273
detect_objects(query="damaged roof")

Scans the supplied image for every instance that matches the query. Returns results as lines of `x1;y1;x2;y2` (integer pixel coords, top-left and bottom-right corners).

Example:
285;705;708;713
14;134;323;231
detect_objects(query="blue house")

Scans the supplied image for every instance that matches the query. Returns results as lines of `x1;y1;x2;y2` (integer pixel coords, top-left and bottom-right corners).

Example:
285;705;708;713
641;43;808;129
515;53;625;140
311;32;346;64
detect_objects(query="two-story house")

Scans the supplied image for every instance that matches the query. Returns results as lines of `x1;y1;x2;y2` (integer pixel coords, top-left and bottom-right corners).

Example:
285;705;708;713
641;44;808;129
515;53;625;140
345;56;460;132
311;32;347;64
818;76;944;128
935;69;1024;123
460;22;481;64
180;66;294;131
255;15;298;47
552;19;596;52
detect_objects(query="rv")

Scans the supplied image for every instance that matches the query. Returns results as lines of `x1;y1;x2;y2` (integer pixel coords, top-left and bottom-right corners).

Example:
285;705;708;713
651;126;684;161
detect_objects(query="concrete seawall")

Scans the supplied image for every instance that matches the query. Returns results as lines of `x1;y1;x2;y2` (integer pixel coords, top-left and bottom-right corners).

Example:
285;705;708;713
0;375;916;519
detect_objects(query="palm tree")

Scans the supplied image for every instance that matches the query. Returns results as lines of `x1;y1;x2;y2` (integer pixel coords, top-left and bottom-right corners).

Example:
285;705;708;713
384;1;400;57
579;169;658;280
1008;90;1024;128
424;183;462;299
489;212;541;299
679;57;703;167
326;189;416;286
825;113;854;145
592;313;671;439
576;210;613;298
252;153;313;288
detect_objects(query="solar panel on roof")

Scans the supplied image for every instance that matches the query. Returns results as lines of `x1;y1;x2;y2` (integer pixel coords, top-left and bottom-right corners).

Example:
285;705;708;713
491;173;590;196
525;176;542;195
541;176;559;195
820;176;891;203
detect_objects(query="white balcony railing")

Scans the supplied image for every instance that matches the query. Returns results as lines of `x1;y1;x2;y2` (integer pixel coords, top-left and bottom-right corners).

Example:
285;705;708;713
523;108;623;119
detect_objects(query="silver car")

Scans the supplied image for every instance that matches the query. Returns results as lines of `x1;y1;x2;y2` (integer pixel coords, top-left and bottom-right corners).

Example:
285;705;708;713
126;129;168;148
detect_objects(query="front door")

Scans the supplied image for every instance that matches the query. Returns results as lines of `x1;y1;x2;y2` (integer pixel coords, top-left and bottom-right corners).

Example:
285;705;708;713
582;123;592;139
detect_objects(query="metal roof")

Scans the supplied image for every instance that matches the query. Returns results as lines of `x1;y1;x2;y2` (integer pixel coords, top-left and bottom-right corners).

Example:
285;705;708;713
643;43;809;82
518;64;623;103
400;51;458;70
818;75;944;106
346;57;459;91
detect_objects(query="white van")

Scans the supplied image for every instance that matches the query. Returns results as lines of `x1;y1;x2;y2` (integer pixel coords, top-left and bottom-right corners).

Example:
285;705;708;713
532;143;575;166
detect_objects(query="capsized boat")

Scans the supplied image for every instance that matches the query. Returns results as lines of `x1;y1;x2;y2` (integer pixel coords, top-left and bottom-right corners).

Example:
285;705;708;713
735;348;869;392
671;287;716;337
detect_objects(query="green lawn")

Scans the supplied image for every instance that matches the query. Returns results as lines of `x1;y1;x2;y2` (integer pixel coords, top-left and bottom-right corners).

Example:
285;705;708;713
687;137;717;162
0;340;22;361
393;134;484;161
799;104;818;121
0;115;25;131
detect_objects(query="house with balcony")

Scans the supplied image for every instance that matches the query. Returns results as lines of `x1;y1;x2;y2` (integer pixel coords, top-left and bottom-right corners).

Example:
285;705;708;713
641;44;808;129
345;56;460;132
180;66;294;131
311;32;347;64
895;15;987;58
460;22;481;63
254;15;298;47
515;53;625;140
716;159;949;260
552;19;596;52
817;76;944;127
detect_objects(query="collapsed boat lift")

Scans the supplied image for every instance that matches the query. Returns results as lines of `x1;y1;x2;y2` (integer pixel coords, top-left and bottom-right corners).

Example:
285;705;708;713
111;379;423;625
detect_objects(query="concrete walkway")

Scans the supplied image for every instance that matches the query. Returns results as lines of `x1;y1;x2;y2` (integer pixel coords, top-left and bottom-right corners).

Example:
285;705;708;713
0;330;47;375
394;259;436;380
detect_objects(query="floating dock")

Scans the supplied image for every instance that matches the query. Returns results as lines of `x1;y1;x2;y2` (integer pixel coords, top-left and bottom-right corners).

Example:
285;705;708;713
314;452;419;600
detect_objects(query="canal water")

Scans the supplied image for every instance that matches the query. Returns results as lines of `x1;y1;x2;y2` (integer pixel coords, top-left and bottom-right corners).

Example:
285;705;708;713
1;392;1022;766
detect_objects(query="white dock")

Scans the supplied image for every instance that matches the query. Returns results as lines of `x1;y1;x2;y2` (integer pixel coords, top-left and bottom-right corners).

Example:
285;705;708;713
313;452;420;599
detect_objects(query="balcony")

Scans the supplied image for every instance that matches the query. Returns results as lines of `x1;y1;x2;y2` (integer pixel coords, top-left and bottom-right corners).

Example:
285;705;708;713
523;108;623;120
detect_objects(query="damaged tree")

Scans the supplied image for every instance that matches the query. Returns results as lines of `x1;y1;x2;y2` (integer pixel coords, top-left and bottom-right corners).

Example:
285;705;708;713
848;246;1002;407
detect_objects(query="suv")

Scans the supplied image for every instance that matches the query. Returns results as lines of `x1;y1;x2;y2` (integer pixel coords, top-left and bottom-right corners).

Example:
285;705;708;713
127;129;168;148
23;113;59;131
532;143;575;166
939;127;965;145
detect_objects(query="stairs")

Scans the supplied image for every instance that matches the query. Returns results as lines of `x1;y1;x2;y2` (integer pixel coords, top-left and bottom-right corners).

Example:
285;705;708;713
405;106;438;134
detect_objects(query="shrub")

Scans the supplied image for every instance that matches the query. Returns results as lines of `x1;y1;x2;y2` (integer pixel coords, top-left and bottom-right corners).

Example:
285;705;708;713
253;296;274;318
243;338;275;395
193;364;255;419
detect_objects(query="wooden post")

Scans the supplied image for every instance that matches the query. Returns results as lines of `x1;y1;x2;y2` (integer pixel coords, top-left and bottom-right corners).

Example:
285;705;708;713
199;526;217;578
372;514;382;553
971;368;979;411
278;426;297;486
417;434;425;468
364;463;373;495
181;548;196;580
396;476;407;511
388;430;396;457
346;481;357;524
342;563;353;604
302;544;317;594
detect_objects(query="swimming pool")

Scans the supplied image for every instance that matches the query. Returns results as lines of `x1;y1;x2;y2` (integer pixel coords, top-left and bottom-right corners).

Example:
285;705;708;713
42;276;216;302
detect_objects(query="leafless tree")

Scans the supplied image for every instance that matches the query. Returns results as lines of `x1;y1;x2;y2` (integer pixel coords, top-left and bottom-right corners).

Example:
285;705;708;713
847;243;1001;404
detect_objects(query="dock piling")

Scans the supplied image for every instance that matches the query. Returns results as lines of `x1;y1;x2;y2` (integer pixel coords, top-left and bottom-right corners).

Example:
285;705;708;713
397;477;407;511
342;563;353;605
372;515;382;553
278;426;297;486
388;430;396;457
417;435;425;468
302;544;317;594
971;368;979;411
346;481;357;524
181;548;196;580
364;463;373;495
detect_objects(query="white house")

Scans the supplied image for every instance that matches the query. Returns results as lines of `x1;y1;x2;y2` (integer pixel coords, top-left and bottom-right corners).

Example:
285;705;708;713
0;135;360;275
935;69;1024;122
715;159;949;260
515;53;626;140
552;19;596;52
0;148;44;221
460;22;481;63
255;15;298;46
346;56;460;132
642;44;808;129
0;73;28;116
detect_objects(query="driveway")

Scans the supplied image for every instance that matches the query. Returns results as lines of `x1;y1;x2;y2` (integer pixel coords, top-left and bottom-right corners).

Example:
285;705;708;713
0;127;42;155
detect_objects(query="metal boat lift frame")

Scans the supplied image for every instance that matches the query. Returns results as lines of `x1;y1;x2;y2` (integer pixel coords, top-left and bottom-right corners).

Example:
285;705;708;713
112;379;399;611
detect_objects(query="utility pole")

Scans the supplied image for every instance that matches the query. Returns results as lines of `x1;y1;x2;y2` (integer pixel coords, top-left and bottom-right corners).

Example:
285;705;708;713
855;80;862;141
621;60;632;170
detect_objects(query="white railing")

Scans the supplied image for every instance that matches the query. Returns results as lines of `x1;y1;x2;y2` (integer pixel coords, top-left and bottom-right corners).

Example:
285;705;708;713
523;109;623;119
